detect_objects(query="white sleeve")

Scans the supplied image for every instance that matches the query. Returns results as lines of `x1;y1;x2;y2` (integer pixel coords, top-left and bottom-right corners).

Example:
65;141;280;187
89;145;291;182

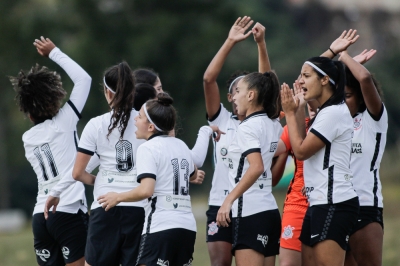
49;169;75;197
136;145;158;183
190;126;213;168
77;119;98;156
309;107;340;144
365;104;388;132
237;123;261;156
207;103;232;127
50;47;92;129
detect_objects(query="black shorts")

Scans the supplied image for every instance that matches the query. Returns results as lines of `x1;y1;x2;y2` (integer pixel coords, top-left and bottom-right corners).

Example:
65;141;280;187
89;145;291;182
350;206;384;235
206;205;232;243
85;206;144;266
32;210;88;266
232;209;281;257
300;197;359;250
136;228;196;266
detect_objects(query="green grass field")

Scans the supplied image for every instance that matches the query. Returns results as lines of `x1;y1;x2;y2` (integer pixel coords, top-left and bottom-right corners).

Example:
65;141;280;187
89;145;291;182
2;150;400;265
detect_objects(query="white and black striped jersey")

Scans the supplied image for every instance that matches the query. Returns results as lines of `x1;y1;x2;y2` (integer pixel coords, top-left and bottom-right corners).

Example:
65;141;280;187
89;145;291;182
22;47;91;215
78;109;146;210
207;104;240;206
136;134;196;234
350;105;387;207
227;111;282;218
304;103;358;206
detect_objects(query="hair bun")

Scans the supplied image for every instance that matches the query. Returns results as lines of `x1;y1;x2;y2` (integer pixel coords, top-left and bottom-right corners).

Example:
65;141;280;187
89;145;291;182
157;92;174;106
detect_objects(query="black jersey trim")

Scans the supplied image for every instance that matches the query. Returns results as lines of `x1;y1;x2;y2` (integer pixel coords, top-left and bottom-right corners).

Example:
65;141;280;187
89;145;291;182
323;142;331;170
137;173;156;183
367;103;385;122
240;111;267;124
207;104;222;122
77;147;94;156
310;128;330;146
327;165;334;204
373;169;378;207
95;152;100;158
146;197;157;233
370;133;382;171
147;132;165;141
234;153;247;218
73;131;78;151
67;100;82;119
242;148;261;157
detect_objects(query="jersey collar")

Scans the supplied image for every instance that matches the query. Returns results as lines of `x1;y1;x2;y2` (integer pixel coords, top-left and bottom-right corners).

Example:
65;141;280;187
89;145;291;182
147;132;166;141
240;110;267;124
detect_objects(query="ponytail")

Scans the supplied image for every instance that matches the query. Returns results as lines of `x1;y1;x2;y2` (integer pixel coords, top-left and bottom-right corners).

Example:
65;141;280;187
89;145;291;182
104;61;135;139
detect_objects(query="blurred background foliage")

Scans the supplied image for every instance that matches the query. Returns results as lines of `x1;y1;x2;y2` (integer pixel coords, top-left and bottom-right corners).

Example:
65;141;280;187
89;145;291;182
1;0;400;257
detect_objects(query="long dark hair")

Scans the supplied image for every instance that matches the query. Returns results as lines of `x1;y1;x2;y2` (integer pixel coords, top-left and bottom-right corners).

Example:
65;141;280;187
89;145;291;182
104;61;135;139
146;93;176;133
10;64;66;124
133;83;157;111
242;71;281;119
305;57;346;127
132;68;158;86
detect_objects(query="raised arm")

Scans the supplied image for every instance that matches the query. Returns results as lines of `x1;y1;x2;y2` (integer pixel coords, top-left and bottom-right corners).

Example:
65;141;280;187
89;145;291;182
203;16;253;118
252;23;271;73
320;29;359;59
34;36;91;113
190;125;224;168
339;50;382;117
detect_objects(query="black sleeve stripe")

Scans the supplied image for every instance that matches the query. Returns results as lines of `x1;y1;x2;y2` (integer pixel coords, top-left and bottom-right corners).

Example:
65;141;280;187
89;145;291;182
367;103;384;122
310;128;330;146
77;147;94;156
190;169;196;177
73;131;78;151
137;173;156;183
206;104;222;122
243;148;261;157
67;100;82;119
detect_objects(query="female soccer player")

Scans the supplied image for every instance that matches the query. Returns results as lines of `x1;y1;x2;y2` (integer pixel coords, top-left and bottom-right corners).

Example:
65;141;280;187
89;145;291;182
216;71;282;266
203;16;273;266
10;37;91;266
281;53;359;265
71;61;145;266
133;68;163;93
98;93;211;265
339;50;386;266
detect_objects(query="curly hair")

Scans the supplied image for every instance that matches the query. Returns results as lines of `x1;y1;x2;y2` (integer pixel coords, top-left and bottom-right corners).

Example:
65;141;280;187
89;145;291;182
10;64;66;124
104;61;135;139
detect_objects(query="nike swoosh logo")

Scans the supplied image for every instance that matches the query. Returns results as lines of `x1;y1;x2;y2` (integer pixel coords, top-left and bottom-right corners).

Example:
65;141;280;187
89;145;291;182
311;234;319;238
358;219;362;222
227;128;235;130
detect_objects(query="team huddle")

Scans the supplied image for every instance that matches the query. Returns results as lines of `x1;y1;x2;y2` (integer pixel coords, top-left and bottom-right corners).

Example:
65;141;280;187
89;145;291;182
11;15;386;266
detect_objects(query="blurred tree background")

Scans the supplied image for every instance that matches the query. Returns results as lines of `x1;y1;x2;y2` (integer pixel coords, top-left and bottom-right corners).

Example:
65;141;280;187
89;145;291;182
1;0;400;263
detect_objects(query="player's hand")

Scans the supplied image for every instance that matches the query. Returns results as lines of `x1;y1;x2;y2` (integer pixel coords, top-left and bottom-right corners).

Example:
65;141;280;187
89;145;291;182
293;79;306;107
329;29;359;55
216;200;232;227
190;170;205;185
281;83;299;115
33;36;56;57
252;22;266;44
228;16;254;43
209;125;225;142
351;49;377;64
98;192;120;211
44;196;60;220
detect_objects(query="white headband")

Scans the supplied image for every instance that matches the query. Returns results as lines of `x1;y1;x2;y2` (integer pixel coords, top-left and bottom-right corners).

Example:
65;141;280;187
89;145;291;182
103;77;115;94
304;61;335;85
143;102;163;132
228;75;245;93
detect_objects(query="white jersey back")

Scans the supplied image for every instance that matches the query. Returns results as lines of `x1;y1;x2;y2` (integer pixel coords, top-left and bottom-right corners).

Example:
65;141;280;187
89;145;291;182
227;111;281;217
136;135;196;234
304;104;358;206
78;109;146;210
207;104;240;206
23;102;86;215
351;106;387;207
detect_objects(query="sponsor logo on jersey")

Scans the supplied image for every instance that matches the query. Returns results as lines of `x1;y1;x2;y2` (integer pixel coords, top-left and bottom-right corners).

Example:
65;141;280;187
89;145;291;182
259;184;264;189
344;174;353;181
257;234;268;247
353;118;362;130
36;249;51;262
227;128;235;131
108;178;114;183
166;195;172;202
44;189;49;195
352;143;362;154
224;190;229;195
62;246;70;259
269;142;278;152
183;258;193;266
220;148;228;156
305;187;314;199
282;225;295;240
157;259;169;266
208;221;219;235
173;203;178;209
